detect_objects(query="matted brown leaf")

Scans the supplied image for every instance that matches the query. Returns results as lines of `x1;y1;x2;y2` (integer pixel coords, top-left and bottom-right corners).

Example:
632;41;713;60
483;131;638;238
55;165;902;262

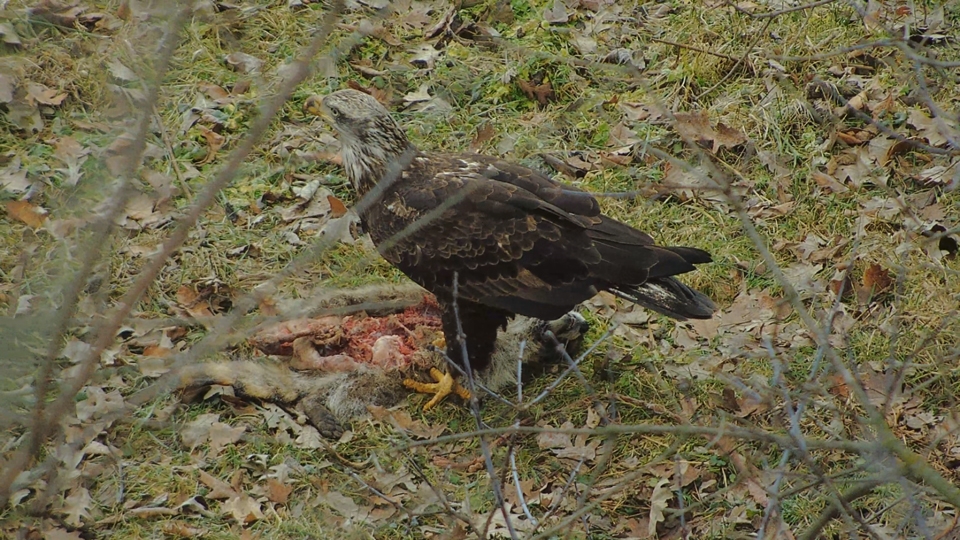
470;123;496;152
327;194;348;218
265;478;293;504
675;111;747;153
198;470;238;500
862;263;892;294
6;200;48;228
197;126;225;165
180;413;245;454
221;494;263;524
811;171;849;194
161;522;205;538
176;285;215;319
142;345;172;357
517;79;554;105
26;82;67;106
367;405;444;439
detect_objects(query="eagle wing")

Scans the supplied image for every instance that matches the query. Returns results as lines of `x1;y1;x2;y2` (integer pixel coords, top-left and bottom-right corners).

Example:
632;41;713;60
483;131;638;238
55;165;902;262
373;153;710;321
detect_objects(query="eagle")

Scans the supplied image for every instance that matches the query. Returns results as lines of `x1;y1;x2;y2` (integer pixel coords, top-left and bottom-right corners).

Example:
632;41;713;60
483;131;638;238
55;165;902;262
304;89;716;410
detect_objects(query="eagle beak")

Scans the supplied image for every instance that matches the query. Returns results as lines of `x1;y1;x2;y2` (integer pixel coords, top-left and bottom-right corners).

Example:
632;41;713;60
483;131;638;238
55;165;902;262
303;95;330;122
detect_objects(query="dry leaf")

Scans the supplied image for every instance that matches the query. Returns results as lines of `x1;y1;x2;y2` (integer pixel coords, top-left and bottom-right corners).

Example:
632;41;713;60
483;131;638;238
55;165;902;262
313;490;369;521
327;194;347;218
862;263;892;296
517;79;554;105
161;521;205;538
26;82;68;106
224;52;263;74
408;44;440;69
675;112;747;153
542;0;569;23
180;413;245;454
266;478;293;504
366;405;444;439
221;494;263;524
44;529;83;540
811;171;849;194
142;345;172;357
197;126;225;165
470;123;496;152
199;470;239;500
6;200;48;228
0;22;22;46
106;59;137;82
176;285;215;319
0;164;31;193
62;488;94;527
648;478;671;537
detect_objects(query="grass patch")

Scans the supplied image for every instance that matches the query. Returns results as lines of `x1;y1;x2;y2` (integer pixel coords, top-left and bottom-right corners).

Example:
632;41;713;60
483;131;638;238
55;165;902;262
2;0;959;538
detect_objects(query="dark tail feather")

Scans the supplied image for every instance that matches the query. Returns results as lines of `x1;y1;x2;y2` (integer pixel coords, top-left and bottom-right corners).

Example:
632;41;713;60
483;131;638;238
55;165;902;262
611;277;716;320
664;246;713;265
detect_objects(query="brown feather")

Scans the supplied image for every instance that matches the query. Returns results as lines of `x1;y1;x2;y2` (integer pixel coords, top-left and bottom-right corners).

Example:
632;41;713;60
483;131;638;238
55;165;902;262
316;89;717;373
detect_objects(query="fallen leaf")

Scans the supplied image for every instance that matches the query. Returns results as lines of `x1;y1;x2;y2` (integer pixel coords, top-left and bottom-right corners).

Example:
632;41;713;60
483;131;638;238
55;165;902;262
675;111;747;153
367;405;445;439
224;52;263;74
811;171;849;194
327;194;347;218
607;122;639;147
313;490;370;521
266;478;293;504
862;263;892;295
915;165;955;186
536;429;572;450
221;494;263;524
0;22;22;46
197;126;225;165
6;200;48;228
408;44;439;69
62;488;94;527
603;49;646;71
142;345;172;357
648;478;671;537
470;123;496;152
107;59;138;82
542;0;569;23
26;82;67;106
44;529;83;540
31;0;85;27
161;521;205;538
176;285;215;319
907;109;959;147
181;413;245;454
517;79;554;105
402;83;433;104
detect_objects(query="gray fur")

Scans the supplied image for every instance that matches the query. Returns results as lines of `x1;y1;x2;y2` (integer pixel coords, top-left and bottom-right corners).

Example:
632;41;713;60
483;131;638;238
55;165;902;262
177;311;589;436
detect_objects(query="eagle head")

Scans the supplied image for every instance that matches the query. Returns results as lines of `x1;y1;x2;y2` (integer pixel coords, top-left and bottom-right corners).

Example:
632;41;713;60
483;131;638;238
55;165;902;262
304;89;412;193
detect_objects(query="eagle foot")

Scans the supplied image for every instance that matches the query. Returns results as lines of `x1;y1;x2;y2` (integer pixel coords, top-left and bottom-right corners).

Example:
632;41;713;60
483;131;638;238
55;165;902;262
403;368;471;411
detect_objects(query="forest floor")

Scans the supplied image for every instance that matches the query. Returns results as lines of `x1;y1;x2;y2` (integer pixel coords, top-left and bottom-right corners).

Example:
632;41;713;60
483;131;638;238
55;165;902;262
1;0;959;538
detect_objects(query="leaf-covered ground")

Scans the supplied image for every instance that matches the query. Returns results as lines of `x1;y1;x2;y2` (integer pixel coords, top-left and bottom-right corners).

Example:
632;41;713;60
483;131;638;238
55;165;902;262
2;0;959;539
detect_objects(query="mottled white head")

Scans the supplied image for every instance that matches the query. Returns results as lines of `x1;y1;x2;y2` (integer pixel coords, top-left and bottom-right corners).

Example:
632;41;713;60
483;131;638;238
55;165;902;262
304;90;412;194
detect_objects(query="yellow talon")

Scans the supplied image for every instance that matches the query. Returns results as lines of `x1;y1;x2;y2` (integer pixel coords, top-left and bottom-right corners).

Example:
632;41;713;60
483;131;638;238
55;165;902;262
403;368;471;411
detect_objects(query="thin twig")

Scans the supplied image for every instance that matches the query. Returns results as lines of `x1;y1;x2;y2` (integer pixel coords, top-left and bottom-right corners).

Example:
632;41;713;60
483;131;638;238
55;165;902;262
0;0;349;509
0;6;189;507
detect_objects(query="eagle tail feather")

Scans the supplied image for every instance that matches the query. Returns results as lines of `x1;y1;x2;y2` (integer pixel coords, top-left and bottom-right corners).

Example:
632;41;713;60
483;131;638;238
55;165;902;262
611;278;716;320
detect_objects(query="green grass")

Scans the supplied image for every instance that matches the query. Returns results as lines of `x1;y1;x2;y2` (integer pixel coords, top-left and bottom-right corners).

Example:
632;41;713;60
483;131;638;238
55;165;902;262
2;0;960;538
